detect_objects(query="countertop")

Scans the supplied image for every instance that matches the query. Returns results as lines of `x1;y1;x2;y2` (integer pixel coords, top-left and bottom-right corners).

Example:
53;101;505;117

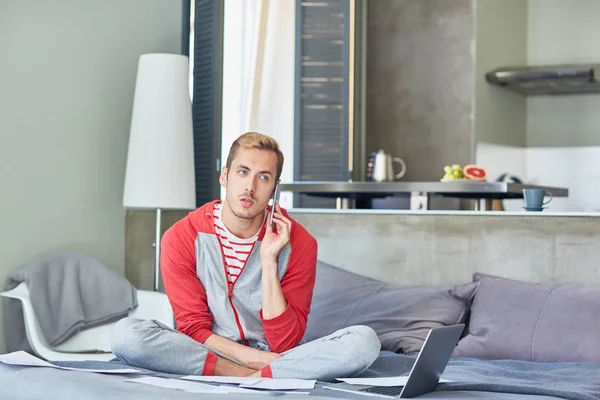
279;181;569;199
287;208;599;217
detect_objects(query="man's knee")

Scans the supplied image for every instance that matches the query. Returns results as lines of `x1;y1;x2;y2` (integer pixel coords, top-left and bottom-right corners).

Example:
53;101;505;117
345;325;381;366
110;317;152;360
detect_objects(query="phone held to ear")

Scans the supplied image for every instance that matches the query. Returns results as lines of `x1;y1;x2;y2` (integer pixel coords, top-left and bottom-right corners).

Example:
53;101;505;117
269;184;280;230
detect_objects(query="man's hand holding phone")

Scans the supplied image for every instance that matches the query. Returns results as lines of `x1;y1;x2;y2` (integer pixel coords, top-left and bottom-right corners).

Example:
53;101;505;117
260;186;291;262
260;185;290;320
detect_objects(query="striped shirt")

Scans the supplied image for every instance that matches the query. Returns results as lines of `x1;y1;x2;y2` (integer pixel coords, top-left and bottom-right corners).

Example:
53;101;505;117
212;202;260;288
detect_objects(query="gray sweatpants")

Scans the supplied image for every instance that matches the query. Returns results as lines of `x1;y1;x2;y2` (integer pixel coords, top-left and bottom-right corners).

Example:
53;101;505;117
110;317;381;382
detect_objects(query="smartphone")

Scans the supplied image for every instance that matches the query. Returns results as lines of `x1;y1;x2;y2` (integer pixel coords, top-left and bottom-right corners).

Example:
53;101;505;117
269;184;281;230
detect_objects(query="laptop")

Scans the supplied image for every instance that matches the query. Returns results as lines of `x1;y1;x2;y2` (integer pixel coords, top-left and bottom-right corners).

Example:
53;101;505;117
326;324;465;398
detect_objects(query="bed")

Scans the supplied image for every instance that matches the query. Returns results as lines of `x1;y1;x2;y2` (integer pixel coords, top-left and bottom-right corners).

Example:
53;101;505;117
2;348;599;399
3;258;600;399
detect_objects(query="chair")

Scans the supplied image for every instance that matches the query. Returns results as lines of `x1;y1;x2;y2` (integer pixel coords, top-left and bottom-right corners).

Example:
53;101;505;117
0;282;174;362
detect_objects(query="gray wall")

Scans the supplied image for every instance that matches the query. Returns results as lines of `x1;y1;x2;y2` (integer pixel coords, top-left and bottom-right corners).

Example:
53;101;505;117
125;210;188;291
473;0;600;148
366;0;475;182
0;0;182;353
526;0;600;147
474;0;527;147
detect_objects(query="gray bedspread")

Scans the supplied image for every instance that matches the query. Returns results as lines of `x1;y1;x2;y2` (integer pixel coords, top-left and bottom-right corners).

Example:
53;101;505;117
355;352;600;400
1;352;599;400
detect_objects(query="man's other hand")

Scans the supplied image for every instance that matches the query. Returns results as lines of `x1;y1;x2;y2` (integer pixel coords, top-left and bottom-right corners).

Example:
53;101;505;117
244;348;282;370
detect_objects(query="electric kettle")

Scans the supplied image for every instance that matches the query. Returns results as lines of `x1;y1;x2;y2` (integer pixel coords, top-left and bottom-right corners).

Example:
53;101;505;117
369;150;407;182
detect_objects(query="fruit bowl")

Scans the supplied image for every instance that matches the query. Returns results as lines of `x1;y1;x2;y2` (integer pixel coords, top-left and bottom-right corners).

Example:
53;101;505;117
440;178;466;182
440;179;481;183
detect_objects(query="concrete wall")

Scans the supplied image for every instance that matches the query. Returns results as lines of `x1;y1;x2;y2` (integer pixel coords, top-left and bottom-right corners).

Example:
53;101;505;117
125;210;600;291
474;0;527;147
289;211;600;287
366;0;476;182
0;0;182;353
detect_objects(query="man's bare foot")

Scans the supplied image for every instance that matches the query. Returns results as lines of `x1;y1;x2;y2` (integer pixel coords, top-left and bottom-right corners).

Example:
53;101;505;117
248;370;262;377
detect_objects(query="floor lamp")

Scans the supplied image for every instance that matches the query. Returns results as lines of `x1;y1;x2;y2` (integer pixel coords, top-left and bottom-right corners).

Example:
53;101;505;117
123;53;196;292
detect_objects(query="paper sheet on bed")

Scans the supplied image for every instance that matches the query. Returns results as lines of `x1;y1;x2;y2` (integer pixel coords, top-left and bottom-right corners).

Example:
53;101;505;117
128;376;311;394
183;375;316;389
181;375;263;385
240;378;316;390
336;376;451;386
127;377;255;393
0;351;144;374
182;375;316;390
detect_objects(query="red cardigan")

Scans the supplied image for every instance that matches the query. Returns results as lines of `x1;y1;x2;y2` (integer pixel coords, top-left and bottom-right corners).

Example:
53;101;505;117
160;200;318;357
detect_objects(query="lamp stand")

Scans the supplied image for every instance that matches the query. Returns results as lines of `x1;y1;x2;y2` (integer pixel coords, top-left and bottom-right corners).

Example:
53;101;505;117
153;208;162;292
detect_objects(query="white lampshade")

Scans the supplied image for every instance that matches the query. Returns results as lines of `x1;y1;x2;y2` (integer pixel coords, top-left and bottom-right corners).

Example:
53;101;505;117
123;53;196;210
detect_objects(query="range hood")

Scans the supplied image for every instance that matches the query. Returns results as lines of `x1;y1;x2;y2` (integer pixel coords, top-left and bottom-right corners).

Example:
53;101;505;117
486;64;600;96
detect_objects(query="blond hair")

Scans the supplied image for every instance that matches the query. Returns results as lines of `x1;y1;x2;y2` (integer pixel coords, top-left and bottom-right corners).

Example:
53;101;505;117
225;132;284;181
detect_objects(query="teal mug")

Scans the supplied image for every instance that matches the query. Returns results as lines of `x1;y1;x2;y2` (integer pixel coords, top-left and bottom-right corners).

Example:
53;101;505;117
523;189;553;209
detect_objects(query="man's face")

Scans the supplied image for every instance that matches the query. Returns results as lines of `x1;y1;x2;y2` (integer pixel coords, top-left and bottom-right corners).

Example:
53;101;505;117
220;147;279;221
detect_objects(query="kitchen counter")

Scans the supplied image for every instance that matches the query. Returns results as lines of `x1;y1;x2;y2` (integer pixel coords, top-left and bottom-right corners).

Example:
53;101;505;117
286;208;600;288
279;181;569;210
289;208;597;217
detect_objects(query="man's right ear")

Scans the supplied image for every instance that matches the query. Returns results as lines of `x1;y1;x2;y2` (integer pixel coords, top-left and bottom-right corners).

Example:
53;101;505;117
219;167;228;187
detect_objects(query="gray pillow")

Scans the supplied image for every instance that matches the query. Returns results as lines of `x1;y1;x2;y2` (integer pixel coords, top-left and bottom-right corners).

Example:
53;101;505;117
304;261;479;354
454;273;600;362
304;261;385;342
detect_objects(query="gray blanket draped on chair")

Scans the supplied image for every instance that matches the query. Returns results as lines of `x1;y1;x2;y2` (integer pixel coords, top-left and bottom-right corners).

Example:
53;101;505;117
3;252;138;353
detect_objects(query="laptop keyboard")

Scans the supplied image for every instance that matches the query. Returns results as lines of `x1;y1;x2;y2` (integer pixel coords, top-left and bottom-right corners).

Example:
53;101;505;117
360;386;404;396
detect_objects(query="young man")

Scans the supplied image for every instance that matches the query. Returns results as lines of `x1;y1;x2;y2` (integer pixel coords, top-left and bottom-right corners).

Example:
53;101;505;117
111;132;381;381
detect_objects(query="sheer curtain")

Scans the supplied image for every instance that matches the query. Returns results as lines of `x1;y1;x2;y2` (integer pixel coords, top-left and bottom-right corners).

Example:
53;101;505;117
221;0;295;207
